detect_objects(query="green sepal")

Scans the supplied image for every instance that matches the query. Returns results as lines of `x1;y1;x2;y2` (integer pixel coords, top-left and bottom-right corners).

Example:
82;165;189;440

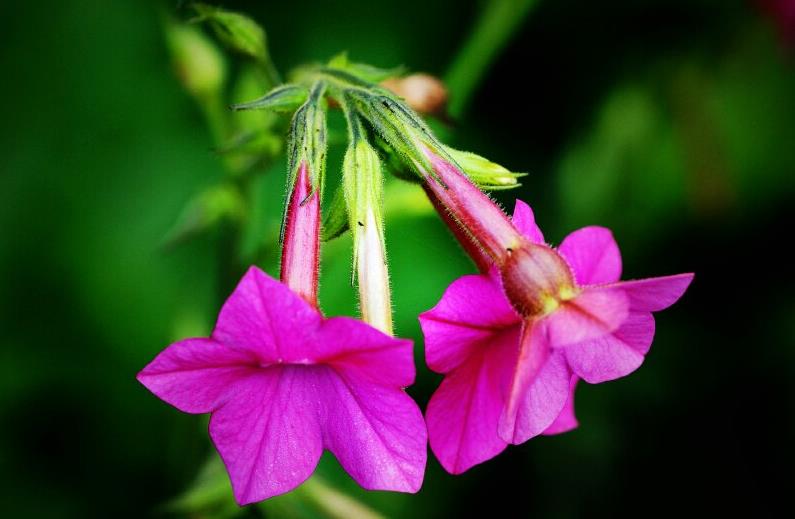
327;52;405;83
321;183;350;241
445;147;526;190
345;87;457;189
281;80;327;241
231;84;309;112
372;135;420;184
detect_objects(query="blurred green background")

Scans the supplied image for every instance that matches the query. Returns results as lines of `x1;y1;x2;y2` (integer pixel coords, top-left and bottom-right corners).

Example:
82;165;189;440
1;0;793;517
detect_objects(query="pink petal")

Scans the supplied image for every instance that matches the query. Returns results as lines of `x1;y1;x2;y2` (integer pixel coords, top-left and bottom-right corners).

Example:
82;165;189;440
614;273;694;312
426;326;518;474
137;338;258;413
557;226;622;285
542;376;580;435
209;366;324;505
420;274;518;373
564;312;655;383
322;370;427;492
511;199;545;244
210;356;427;504
498;321;571;444
212;267;321;363
317;317;415;387
545;287;630;347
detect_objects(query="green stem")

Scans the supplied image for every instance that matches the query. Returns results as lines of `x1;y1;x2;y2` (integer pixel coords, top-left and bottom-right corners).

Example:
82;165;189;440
297;476;385;519
445;0;540;118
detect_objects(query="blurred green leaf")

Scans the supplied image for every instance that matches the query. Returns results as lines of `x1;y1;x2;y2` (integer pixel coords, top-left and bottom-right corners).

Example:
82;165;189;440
161;183;246;248
557;84;686;244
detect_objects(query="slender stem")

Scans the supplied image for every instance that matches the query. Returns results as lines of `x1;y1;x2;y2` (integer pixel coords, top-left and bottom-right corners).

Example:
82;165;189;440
280;162;321;307
445;0;539;118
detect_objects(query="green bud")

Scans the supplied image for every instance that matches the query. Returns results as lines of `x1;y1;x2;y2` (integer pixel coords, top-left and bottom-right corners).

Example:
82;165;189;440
193;3;267;63
445;147;526;190
343;140;385;245
164;19;226;100
342;134;392;334
231;84;309;113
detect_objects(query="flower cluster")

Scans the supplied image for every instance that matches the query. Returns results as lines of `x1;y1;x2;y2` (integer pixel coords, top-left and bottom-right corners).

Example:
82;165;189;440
139;55;692;504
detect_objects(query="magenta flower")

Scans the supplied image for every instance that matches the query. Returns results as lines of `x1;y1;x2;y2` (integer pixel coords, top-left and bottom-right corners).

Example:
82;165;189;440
420;199;692;474
138;161;426;504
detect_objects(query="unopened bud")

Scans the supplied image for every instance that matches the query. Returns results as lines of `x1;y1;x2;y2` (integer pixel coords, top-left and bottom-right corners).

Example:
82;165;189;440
193;3;268;63
164;21;226;100
382;74;448;115
343;138;393;334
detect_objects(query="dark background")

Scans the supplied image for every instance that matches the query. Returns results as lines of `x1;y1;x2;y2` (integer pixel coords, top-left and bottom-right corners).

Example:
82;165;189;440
1;0;793;517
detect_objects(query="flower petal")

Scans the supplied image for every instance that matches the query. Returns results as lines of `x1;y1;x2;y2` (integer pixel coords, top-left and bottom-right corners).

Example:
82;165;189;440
557;226;622;285
614;273;694;312
565;312;655;383
420;274;518;373
209;366;324;505
542;376;580;436
498;321;571;444
137;338;257;413
322;370;427;493
546;287;630;347
426;327;518;474
316;317;415;387
511;199;545;244
212;267;321;363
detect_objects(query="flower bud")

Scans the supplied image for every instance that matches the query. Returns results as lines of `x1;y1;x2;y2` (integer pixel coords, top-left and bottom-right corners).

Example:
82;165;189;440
164;20;226;100
382;74;448;116
280;82;327;307
281;161;320;307
343;131;393;334
499;242;577;317
192;3;269;65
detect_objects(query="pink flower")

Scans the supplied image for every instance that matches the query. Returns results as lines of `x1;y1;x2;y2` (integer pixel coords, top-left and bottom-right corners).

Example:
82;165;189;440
138;162;426;504
138;267;426;504
420;199;692;474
